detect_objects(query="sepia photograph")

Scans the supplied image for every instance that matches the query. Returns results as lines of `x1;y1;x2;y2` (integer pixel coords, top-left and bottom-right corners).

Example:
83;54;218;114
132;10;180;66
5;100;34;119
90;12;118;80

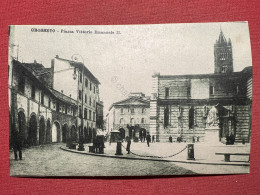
8;22;252;177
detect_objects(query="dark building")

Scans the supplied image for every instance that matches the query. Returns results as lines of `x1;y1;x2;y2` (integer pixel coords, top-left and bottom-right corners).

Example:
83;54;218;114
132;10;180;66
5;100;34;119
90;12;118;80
150;30;252;143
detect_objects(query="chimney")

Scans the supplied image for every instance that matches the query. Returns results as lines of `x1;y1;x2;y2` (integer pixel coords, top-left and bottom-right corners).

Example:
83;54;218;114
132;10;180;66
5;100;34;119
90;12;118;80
56;55;59;58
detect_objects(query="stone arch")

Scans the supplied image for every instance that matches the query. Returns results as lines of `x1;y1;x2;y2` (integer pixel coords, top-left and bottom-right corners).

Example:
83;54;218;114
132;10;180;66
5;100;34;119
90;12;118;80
119;128;125;139
62;123;69;143
140;128;146;139
46;119;51;144
39;116;45;145
28;113;37;146
52;121;60;143
71;125;77;141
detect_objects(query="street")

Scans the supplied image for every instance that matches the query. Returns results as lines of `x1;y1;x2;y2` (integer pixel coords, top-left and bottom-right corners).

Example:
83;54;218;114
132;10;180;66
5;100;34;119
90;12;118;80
10;144;196;177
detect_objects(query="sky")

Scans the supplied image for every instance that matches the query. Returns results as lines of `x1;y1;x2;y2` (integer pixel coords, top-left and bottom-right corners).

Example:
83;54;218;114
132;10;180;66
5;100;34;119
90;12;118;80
11;22;252;114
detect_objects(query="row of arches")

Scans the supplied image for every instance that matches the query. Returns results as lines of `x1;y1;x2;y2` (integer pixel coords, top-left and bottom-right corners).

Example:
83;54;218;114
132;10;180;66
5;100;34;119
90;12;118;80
15;111;77;146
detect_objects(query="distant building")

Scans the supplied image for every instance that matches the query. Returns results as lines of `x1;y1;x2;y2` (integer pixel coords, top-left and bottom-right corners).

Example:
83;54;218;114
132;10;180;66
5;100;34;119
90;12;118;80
106;93;150;141
150;30;252;143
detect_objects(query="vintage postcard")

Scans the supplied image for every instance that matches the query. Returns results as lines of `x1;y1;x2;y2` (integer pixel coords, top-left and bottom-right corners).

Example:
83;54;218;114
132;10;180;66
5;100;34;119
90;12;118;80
9;22;252;177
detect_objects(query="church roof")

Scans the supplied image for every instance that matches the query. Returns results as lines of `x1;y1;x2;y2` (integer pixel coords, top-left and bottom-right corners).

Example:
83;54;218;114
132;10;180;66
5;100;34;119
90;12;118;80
109;96;150;111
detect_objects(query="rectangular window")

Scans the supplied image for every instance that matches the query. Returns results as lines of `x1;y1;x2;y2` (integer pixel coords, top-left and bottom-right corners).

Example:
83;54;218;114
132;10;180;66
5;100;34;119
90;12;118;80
79;106;82;118
85;94;87;104
79;73;82;83
89;110;92;120
90;82;92;91
18;76;25;93
41;92;44;105
236;85;239;95
187;87;191;96
210;86;214;95
79;90;82;100
131;108;134;113
65;105;68;114
164;105;169;128
165;87;169;98
31;85;35;100
85;78;88;87
94;86;96;94
93;112;96;121
84;108;87;119
89;97;91;106
121;108;124;114
56;102;60;112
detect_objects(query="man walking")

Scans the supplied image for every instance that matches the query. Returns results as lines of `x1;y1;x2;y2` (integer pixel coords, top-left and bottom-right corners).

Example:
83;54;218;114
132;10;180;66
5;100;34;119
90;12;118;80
146;133;151;147
126;136;131;154
13;130;23;160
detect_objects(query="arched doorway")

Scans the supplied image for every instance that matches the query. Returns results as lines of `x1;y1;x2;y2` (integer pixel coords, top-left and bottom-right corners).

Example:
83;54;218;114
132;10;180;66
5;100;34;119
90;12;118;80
46;119;51;144
71;125;77;141
62;124;68;143
18;111;26;141
140;128;146;139
29;114;37;146
119;128;125;139
39;117;45;145
52;122;60;143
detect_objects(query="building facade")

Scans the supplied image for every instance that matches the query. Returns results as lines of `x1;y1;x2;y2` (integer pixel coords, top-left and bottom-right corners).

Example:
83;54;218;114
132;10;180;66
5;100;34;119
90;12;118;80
52;56;103;143
9;60;78;147
150;30;252;143
107;93;150;140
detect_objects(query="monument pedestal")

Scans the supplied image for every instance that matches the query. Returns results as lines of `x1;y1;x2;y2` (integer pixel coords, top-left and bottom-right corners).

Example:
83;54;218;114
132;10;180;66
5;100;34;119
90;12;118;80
204;127;221;146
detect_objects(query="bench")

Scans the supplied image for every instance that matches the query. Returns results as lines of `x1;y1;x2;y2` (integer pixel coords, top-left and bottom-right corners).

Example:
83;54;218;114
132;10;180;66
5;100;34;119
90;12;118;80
215;152;250;162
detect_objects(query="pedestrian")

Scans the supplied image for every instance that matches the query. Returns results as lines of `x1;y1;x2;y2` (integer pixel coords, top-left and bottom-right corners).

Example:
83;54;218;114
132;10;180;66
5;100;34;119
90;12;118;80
126;136;131;154
13;130;23;160
152;135;155;143
146;133;151;147
169;135;172;143
140;135;143;142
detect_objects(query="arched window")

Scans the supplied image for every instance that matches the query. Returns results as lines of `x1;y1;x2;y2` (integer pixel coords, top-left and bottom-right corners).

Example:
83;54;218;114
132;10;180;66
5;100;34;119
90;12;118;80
120;118;124;124
141;118;145;124
189;107;195;129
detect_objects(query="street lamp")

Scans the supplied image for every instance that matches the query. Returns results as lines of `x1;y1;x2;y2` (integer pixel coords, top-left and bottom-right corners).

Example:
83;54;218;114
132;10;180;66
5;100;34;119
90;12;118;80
71;54;85;151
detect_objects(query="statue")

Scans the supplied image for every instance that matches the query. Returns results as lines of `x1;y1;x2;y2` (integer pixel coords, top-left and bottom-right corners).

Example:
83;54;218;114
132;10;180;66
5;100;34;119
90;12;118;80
206;106;219;128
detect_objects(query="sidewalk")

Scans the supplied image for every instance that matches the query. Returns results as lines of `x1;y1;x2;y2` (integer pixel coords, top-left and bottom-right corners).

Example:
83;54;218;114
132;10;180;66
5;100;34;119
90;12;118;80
61;141;250;166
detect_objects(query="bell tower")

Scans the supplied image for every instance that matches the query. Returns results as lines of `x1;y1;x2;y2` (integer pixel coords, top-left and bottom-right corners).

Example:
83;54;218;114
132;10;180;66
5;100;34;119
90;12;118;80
214;29;233;74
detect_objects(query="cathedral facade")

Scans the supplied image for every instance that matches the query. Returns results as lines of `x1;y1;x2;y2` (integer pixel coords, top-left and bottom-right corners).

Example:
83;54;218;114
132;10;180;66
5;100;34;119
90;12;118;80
149;30;252;143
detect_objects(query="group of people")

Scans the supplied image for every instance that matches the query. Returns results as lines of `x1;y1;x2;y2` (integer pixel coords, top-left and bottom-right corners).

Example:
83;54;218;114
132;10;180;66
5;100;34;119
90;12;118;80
125;133;156;154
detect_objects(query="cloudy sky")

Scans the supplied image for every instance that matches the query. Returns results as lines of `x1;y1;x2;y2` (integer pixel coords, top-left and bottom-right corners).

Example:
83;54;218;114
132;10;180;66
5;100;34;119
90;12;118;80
11;22;252;114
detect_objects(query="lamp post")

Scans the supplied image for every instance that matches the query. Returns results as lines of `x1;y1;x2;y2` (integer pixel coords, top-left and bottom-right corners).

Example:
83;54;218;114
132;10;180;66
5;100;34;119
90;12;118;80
72;54;85;151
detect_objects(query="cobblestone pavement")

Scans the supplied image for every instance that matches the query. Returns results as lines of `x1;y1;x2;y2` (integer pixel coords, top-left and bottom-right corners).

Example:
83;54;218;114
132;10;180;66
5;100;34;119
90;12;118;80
10;143;196;177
